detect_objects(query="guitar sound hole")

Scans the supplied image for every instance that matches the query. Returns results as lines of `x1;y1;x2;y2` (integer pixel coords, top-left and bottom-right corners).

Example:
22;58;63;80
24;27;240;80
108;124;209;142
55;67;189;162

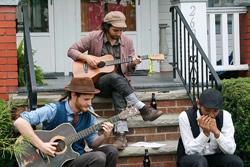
54;139;65;152
97;61;105;68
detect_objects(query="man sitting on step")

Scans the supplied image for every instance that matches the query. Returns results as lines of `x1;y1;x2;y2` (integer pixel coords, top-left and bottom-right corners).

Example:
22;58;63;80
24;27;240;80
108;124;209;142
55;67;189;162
68;11;163;150
177;88;244;167
14;77;118;167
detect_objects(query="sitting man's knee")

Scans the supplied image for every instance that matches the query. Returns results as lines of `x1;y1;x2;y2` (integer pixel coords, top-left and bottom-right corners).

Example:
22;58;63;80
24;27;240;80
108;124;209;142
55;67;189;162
227;155;244;167
108;145;119;155
180;154;208;167
94;152;106;164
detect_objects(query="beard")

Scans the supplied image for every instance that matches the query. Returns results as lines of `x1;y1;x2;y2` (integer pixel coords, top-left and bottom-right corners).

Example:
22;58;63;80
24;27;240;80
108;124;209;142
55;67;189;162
75;97;88;112
107;31;120;40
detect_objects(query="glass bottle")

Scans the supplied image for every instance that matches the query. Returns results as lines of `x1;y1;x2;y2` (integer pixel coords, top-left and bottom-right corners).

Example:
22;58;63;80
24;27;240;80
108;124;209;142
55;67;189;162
143;149;150;167
150;93;157;109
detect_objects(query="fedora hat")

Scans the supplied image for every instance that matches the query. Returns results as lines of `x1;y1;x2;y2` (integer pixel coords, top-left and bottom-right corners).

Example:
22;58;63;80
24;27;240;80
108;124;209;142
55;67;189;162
64;77;100;94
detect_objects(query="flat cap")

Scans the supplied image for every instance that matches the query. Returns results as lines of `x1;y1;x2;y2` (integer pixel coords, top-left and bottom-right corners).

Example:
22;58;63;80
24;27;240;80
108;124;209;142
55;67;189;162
199;88;223;109
103;11;127;28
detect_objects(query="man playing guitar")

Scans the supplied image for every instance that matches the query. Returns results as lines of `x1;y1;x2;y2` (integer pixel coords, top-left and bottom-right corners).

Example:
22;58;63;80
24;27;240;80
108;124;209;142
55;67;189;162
68;11;163;150
14;77;118;167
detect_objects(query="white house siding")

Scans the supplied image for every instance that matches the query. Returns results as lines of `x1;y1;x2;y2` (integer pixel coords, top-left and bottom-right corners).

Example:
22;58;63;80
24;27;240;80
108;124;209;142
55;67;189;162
158;0;173;63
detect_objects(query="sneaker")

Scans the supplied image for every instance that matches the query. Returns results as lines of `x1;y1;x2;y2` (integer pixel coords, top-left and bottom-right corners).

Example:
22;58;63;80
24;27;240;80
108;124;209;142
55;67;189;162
113;133;128;150
139;104;163;121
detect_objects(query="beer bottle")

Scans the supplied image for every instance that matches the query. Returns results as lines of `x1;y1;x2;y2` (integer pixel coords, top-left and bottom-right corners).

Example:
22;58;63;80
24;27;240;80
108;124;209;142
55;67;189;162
143;149;150;167
150;93;157;109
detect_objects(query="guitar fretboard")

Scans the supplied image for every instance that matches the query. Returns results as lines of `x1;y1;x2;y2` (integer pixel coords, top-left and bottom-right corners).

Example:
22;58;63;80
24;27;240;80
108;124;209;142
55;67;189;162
105;55;150;66
65;114;121;145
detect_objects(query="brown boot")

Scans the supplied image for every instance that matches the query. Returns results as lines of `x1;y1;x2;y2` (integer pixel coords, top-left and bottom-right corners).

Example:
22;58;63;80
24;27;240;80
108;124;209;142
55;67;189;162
113;133;128;150
139;104;163;121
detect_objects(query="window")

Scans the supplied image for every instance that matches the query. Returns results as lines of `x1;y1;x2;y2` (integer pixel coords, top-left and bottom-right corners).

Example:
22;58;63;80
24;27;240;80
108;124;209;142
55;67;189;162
16;0;49;32
81;0;136;32
209;0;235;7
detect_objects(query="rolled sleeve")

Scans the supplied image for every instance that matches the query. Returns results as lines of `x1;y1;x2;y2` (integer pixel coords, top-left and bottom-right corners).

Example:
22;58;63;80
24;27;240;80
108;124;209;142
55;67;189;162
20;103;57;125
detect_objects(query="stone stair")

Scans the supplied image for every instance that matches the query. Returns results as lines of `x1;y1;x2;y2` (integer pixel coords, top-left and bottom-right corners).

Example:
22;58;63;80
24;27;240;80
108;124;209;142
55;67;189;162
11;88;193;167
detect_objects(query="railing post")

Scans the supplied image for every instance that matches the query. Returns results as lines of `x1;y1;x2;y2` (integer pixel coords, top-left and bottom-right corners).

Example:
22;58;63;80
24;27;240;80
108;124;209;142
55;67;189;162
22;4;37;111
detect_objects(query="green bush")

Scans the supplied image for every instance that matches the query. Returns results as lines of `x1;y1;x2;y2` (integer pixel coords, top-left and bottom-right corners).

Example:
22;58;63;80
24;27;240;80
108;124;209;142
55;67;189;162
0;99;17;166
17;39;48;87
222;77;250;166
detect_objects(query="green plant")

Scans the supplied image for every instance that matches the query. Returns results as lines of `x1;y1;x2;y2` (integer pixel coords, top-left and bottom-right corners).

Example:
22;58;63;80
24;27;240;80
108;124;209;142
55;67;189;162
17;39;48;87
222;77;250;166
0;99;17;166
0;100;30;167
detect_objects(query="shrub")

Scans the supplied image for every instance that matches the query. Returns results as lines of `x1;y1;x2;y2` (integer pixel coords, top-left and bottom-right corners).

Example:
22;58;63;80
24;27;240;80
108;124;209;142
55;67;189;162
0;99;17;166
222;77;250;166
17;39;48;87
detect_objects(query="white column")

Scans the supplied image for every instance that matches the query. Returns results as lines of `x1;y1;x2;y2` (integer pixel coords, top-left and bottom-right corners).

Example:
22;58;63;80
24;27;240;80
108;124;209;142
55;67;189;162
159;24;172;72
171;0;208;56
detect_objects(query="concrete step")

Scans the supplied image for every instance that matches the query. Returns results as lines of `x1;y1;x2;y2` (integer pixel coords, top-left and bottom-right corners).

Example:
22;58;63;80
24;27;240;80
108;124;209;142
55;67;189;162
98;114;180;146
97;114;179;128
118;140;178;157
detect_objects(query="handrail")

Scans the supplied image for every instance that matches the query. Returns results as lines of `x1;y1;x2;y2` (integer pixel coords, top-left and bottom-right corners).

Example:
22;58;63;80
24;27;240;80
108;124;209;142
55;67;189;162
170;6;222;104
22;4;37;110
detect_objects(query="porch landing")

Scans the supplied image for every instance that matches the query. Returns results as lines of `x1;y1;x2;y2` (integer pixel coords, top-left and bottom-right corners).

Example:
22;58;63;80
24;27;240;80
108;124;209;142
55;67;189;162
18;72;184;93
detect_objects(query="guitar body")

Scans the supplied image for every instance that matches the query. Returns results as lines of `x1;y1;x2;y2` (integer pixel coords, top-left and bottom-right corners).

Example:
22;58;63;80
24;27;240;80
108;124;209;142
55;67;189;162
72;54;164;83
73;54;115;82
15;123;79;167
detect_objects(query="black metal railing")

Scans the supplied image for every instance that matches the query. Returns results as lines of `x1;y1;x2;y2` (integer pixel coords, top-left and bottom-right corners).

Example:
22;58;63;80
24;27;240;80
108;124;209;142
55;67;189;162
21;4;37;111
170;6;222;104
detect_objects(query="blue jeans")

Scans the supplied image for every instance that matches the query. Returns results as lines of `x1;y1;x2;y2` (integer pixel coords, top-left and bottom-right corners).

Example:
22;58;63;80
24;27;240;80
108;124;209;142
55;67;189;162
179;153;244;167
94;73;134;132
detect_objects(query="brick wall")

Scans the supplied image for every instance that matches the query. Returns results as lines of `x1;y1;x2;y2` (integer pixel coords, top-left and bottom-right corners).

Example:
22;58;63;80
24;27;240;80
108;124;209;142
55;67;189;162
0;6;18;101
239;6;250;77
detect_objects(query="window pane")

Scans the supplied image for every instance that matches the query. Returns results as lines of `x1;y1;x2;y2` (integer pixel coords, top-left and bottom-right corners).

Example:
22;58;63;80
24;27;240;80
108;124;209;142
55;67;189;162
81;0;136;32
16;0;49;32
208;0;236;7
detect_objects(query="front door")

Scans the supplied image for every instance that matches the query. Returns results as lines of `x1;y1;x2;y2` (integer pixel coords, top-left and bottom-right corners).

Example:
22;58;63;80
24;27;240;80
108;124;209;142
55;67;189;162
16;0;55;74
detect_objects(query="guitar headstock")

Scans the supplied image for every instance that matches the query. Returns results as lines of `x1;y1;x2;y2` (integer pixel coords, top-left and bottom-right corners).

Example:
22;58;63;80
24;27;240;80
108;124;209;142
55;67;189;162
149;54;165;61
119;106;140;120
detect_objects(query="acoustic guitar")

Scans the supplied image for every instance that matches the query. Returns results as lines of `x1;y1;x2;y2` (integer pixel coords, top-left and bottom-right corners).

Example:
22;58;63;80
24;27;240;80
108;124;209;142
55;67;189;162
15;106;139;167
72;54;164;82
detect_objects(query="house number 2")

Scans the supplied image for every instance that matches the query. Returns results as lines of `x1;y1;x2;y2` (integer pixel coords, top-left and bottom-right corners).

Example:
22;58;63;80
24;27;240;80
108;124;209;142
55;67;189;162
189;5;196;35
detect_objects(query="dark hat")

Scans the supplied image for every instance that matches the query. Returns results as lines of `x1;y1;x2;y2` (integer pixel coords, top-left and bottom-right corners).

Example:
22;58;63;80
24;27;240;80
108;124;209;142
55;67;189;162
64;77;100;94
103;11;127;28
199;88;223;109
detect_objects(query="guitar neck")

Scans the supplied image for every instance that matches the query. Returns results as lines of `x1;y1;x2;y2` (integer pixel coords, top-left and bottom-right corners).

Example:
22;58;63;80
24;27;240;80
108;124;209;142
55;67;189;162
65;114;121;145
106;55;150;66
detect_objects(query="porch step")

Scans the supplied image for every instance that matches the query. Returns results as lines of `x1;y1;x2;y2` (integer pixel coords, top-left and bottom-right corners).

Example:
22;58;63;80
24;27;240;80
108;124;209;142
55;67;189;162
118;140;178;157
100;114;180;145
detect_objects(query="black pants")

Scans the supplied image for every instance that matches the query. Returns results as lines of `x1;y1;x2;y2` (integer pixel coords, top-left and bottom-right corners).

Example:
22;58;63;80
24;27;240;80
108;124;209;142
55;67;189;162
94;73;134;115
63;145;118;167
179;153;244;167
